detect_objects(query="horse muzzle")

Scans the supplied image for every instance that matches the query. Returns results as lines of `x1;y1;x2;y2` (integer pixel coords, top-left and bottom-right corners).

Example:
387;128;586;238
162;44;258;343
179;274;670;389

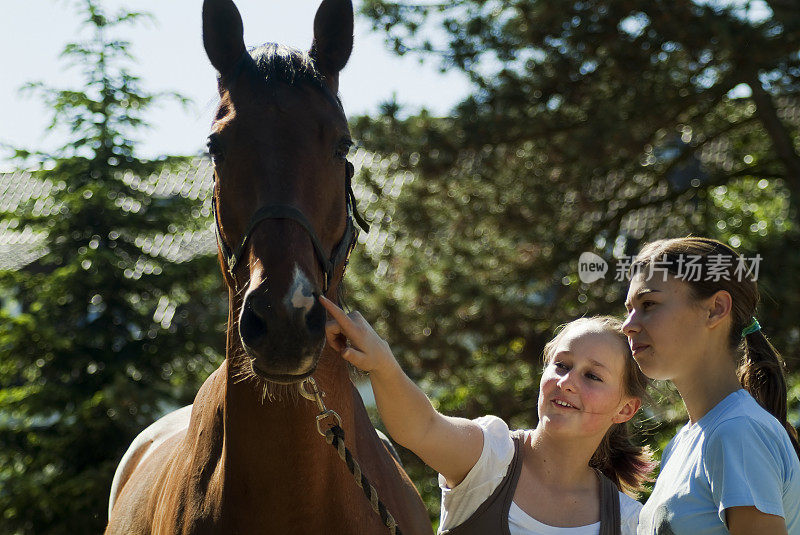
238;282;326;383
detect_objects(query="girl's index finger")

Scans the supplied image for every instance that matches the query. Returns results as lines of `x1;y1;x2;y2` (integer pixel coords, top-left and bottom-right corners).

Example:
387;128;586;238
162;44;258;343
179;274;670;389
318;296;361;340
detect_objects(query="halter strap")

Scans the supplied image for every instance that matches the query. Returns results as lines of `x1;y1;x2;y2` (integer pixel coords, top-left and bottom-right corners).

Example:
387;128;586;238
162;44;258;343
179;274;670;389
211;161;369;293
227;205;332;278
346;161;370;232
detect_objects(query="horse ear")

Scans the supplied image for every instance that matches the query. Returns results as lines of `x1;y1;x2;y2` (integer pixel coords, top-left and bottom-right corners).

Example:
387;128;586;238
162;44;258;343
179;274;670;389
202;0;247;77
310;0;354;83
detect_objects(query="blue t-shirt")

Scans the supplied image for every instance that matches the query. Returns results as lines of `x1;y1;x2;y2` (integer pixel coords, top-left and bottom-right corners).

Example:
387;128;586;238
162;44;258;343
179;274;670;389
638;390;800;534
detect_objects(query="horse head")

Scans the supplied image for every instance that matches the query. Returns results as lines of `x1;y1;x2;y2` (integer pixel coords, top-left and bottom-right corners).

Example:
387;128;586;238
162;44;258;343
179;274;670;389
203;0;359;385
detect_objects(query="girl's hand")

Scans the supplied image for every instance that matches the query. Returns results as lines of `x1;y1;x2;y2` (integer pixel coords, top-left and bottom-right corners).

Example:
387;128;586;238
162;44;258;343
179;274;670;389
318;296;398;375
319;297;483;485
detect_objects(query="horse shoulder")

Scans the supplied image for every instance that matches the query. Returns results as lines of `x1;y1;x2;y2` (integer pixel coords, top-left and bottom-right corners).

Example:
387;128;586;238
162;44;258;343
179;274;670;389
106;431;187;535
107;364;228;533
108;404;193;519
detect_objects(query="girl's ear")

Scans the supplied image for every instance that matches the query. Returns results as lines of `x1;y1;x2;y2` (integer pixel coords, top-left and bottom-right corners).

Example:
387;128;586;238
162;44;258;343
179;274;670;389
705;289;733;329
612;397;641;424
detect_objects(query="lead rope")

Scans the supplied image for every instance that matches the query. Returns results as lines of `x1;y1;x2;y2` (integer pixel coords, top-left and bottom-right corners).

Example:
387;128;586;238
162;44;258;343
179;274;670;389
299;377;401;535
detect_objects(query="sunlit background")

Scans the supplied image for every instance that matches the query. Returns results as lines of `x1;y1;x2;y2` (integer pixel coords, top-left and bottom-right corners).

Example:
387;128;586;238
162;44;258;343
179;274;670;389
2;0;799;532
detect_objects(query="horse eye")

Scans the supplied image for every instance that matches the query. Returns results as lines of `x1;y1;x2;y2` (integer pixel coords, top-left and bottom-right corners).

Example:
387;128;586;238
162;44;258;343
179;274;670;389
335;139;352;160
206;134;225;163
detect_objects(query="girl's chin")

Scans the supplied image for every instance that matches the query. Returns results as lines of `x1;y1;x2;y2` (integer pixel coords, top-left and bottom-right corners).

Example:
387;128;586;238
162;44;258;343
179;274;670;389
538;416;581;432
634;358;669;381
632;351;666;378
537;417;610;439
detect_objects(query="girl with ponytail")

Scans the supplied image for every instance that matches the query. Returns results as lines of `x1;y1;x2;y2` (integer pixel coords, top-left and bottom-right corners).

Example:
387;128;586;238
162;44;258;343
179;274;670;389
320;295;654;535
624;237;800;535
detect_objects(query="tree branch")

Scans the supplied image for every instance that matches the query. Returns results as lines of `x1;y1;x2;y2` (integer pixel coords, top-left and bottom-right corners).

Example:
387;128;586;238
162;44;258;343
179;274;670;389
746;74;800;205
602;164;786;231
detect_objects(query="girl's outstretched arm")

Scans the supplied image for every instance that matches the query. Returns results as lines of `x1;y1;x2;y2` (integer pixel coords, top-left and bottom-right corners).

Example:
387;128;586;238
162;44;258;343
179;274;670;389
319;296;483;488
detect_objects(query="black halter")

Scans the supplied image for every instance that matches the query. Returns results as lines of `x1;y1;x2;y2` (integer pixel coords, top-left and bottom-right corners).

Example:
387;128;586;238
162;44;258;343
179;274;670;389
211;160;370;293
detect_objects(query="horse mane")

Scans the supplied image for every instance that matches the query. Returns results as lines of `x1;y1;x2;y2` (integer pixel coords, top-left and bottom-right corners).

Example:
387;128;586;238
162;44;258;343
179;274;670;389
248;43;325;90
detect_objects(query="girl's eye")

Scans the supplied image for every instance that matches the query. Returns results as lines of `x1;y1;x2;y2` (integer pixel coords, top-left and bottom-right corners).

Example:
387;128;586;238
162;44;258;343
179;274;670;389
554;361;569;370
642;301;656;309
587;373;602;382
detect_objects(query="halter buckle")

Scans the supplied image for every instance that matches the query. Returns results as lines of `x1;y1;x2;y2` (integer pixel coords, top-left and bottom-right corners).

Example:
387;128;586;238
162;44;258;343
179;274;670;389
316;409;343;436
299;377;327;413
300;378;343;436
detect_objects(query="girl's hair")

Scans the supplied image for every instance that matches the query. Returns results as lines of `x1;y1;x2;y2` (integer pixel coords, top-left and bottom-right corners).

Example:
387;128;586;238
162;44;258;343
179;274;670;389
633;237;800;459
543;316;655;495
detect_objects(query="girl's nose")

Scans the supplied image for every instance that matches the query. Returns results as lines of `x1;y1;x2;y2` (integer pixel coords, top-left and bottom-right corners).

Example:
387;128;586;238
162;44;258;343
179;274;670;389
557;371;576;391
622;312;640;336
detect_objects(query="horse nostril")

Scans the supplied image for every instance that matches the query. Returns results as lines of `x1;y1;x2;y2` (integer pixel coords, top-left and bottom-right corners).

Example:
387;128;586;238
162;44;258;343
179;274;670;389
240;295;269;347
248;292;271;322
305;299;326;337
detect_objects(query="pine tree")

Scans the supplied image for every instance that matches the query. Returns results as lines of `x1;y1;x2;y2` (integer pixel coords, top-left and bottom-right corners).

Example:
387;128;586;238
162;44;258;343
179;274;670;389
0;2;224;532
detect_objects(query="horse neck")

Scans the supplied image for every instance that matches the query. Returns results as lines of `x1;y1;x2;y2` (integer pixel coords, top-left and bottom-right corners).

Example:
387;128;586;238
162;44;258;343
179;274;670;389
193;286;430;534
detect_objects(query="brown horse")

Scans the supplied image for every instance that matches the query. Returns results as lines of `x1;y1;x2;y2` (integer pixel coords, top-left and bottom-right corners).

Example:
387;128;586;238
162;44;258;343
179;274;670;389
105;0;431;533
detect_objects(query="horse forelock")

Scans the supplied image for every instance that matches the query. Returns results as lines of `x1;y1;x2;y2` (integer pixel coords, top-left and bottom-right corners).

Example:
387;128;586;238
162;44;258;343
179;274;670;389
250;43;321;88
247;43;344;110
215;42;344;115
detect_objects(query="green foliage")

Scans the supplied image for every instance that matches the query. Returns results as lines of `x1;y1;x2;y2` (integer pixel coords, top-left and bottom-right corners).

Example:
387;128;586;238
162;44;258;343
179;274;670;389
351;0;800;519
0;2;224;532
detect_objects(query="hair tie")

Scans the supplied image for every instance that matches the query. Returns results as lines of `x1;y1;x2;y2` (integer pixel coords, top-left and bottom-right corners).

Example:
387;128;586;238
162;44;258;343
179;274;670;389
741;317;761;337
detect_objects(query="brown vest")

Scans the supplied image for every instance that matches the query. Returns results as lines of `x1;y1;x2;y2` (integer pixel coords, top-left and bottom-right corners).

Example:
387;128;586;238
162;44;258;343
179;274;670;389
441;431;622;535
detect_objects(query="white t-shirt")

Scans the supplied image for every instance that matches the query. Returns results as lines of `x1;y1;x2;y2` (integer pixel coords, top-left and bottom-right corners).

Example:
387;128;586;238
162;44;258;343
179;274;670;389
438;415;643;535
638;389;800;535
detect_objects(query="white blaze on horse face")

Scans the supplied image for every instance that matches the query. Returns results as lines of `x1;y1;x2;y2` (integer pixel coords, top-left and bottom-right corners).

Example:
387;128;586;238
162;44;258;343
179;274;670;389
285;265;315;314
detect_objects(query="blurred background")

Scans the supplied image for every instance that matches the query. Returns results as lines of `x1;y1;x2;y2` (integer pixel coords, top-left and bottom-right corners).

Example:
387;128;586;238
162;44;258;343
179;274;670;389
1;0;799;532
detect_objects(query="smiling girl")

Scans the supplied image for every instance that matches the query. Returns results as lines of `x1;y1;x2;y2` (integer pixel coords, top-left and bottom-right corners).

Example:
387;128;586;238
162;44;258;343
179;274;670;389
623;237;800;535
320;296;653;535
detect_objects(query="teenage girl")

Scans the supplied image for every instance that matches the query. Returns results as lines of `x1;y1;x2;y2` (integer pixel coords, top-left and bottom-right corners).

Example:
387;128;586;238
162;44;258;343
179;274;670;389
321;296;653;535
623;237;800;534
